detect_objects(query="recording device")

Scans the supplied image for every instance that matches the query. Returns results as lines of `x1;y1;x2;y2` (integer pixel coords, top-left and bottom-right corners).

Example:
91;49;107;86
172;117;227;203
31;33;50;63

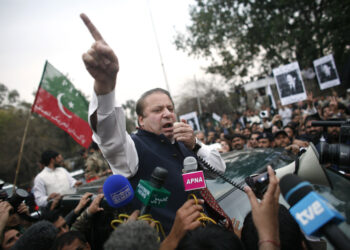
259;110;269;119
245;143;332;198
182;157;206;192
280;174;350;250
245;171;271;200
135;167;171;215
312;120;350;171
103;175;134;208
0;180;30;213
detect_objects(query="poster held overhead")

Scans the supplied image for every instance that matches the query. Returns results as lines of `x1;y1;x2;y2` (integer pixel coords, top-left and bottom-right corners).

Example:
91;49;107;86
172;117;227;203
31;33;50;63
179;111;200;131
313;54;340;90
273;61;307;106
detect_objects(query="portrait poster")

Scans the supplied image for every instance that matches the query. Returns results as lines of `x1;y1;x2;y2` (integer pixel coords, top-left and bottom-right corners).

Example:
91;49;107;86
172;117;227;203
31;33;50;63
179;111;200;131
313;54;340;90
273;62;307;105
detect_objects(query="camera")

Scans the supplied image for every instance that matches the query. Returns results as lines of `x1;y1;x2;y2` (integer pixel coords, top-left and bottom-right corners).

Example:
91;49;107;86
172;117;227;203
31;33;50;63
259;110;269;119
0;180;30;213
318;142;350;169
245;171;271;199
311;120;350;171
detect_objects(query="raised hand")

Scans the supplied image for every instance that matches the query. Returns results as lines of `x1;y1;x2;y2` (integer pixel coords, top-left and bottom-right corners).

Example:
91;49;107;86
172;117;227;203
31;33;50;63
173;119;196;150
80;13;119;95
160;199;204;250
245;166;280;246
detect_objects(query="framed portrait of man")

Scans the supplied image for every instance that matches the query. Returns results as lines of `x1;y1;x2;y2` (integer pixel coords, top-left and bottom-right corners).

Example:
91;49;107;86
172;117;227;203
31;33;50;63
179;111;200;131
273;62;307;105
313;54;340;90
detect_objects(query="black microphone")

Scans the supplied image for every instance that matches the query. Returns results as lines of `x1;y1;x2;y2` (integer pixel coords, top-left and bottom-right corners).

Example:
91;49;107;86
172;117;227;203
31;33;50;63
280;174;350;250
135;167;170;216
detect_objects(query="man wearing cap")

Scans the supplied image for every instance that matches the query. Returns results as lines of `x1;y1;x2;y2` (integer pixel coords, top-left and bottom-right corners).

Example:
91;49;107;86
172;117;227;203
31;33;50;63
273;130;291;148
257;133;273;148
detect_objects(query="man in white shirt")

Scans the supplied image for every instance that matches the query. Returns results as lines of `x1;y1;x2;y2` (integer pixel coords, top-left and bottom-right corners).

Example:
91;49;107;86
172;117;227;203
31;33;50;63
32;150;82;207
80;14;226;233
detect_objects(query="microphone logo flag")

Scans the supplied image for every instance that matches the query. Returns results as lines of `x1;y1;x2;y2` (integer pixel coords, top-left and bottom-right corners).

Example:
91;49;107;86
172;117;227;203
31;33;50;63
290;192;344;236
135;180;170;208
111;185;133;204
182;171;206;191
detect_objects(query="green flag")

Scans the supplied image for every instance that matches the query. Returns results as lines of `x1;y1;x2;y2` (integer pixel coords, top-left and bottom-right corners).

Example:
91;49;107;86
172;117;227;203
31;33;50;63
32;61;92;148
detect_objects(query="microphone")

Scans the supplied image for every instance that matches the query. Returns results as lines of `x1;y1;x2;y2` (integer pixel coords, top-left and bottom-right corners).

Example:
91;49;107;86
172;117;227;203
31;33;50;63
182;156;206;192
103;175;134;208
135;167;171;215
280;174;350;250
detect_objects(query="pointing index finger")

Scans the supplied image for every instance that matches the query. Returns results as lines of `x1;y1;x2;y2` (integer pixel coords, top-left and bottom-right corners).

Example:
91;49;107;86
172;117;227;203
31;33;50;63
80;13;104;42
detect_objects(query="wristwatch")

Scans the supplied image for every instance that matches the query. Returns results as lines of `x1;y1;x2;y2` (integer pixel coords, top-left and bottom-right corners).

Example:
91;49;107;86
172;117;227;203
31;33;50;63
192;138;202;154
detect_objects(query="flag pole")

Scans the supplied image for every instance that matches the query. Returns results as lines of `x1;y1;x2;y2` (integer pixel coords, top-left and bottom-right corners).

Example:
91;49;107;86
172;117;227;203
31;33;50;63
12;111;32;193
12;61;47;193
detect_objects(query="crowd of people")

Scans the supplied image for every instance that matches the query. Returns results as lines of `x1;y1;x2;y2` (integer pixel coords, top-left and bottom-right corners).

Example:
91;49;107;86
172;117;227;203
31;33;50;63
197;90;349;164
1;13;348;250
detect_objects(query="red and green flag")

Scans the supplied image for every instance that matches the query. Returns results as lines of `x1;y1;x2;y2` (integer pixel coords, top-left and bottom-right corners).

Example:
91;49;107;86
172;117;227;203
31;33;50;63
32;61;92;148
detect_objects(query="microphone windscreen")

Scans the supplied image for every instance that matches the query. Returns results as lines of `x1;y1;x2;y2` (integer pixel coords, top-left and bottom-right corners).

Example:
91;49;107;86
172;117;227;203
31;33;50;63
280;174;313;206
183;156;198;173
103;175;134;208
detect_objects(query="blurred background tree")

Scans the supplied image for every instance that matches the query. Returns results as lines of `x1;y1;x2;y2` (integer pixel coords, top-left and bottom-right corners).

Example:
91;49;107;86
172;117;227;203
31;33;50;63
175;0;350;83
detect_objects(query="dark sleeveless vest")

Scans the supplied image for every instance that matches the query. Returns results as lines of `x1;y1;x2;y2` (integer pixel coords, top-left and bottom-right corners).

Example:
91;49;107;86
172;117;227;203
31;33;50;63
129;129;195;234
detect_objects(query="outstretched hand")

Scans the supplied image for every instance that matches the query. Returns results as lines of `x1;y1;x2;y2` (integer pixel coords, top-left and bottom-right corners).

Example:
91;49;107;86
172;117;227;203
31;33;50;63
245;166;280;244
80;13;119;95
160;199;204;250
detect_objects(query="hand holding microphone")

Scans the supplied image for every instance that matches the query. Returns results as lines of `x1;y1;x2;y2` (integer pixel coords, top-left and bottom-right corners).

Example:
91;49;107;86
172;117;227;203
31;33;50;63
173;120;196;150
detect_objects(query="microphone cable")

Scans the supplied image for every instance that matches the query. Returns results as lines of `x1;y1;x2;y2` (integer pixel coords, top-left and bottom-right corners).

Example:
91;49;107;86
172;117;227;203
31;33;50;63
197;156;245;192
188;193;217;225
110;213;166;240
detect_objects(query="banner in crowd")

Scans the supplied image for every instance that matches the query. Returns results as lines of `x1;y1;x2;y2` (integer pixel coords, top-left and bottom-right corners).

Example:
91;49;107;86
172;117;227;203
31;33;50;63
212;113;221;123
32;61;92;148
313;54;340;90
273;62;307;105
179;111;200;131
266;84;276;109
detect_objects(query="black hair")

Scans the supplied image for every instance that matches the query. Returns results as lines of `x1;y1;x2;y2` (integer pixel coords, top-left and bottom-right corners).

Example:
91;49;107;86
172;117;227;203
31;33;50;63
241;204;304;250
135;88;174;117
177;223;244;250
11;221;58;250
41;150;59;166
304;114;321;127
51;231;88;250
41;208;61;224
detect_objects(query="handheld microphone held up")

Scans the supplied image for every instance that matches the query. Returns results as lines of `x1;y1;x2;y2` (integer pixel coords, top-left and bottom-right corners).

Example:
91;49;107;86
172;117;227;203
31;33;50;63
103;175;134;208
182;156;206;191
280;174;350;250
135;167;171;216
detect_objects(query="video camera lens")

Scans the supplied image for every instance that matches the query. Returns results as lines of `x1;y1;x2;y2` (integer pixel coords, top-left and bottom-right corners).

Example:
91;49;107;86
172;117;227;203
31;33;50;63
319;142;350;166
8;188;29;211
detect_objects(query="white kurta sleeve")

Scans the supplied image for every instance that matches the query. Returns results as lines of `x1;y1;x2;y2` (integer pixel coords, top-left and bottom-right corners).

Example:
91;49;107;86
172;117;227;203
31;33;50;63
88;90;139;178
32;176;48;207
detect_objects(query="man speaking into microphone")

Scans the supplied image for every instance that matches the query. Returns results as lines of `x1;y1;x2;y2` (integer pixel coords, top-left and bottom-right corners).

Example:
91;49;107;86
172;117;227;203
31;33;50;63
80;14;226;233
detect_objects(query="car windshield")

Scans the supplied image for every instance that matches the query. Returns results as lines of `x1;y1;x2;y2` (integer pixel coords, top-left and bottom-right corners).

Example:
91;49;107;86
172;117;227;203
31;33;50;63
207;148;295;200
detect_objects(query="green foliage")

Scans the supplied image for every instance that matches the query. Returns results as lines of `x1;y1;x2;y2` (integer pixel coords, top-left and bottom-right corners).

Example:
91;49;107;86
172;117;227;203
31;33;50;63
175;0;350;80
